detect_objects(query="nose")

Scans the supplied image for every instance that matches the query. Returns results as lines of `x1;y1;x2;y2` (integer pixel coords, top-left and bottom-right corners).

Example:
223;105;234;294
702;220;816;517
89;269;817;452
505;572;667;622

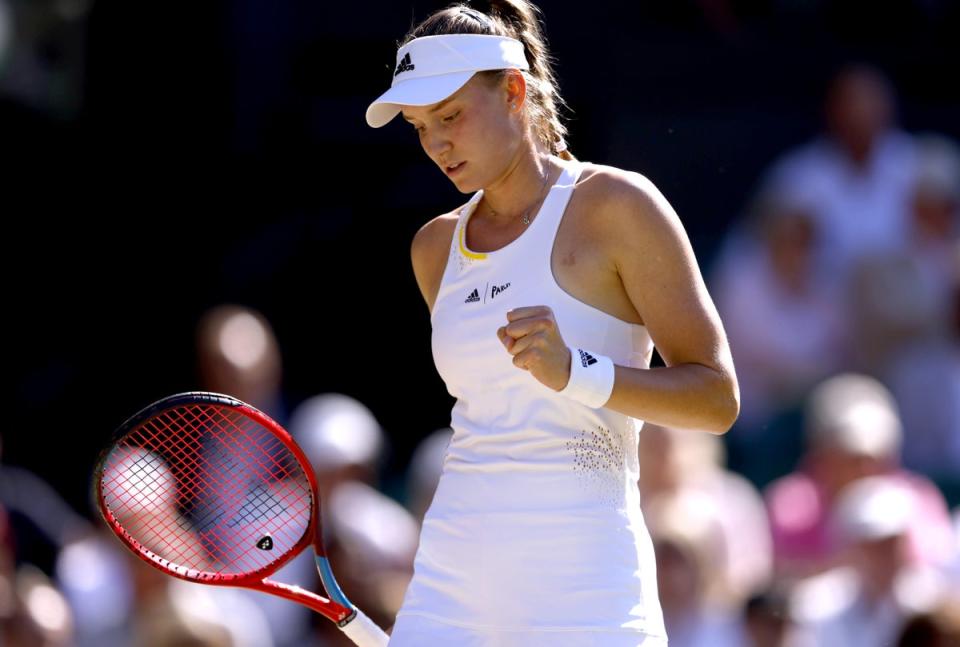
422;130;451;160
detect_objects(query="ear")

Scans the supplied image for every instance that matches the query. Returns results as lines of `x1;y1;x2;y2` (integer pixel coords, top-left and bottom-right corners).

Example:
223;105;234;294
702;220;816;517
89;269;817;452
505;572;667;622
502;69;528;113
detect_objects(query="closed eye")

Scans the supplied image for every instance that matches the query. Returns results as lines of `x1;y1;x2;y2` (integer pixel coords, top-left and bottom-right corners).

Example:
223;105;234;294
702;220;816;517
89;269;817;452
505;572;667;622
442;111;460;123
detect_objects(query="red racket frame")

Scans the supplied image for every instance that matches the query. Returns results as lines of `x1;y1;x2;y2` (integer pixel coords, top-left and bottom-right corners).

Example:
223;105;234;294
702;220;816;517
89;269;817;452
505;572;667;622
93;391;356;625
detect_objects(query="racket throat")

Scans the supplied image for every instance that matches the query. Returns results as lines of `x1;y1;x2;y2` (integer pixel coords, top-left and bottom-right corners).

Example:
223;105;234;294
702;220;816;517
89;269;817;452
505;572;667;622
315;554;353;610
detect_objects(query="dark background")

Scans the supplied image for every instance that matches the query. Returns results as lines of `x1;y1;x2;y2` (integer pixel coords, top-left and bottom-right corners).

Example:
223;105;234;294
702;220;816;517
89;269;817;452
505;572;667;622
5;0;960;519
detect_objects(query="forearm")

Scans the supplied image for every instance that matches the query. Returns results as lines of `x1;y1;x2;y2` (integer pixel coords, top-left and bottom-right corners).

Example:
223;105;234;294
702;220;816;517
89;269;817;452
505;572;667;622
603;362;739;434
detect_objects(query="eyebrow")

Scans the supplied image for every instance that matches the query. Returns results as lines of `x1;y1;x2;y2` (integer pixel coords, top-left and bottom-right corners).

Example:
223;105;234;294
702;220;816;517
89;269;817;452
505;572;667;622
402;97;456;122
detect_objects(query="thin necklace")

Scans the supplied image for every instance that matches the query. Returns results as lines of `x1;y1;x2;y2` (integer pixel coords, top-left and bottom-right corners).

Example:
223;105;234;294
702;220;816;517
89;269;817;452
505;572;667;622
485;162;552;226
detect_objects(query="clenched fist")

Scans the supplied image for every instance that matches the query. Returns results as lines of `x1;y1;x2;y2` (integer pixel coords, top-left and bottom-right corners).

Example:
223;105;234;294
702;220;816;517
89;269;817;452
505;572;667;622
496;305;572;392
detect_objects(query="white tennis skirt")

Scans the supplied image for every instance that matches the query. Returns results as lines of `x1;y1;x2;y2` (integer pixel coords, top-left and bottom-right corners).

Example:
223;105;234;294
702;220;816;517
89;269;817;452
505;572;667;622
386;471;667;646
389;612;669;646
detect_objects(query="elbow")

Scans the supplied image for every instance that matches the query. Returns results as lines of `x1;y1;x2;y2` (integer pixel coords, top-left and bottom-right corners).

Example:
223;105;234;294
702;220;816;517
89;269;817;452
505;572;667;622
709;372;740;435
716;388;740;434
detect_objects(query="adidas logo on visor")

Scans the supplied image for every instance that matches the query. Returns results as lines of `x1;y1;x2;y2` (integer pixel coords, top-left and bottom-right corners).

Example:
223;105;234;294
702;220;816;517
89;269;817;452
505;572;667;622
578;349;598;367
394;52;415;77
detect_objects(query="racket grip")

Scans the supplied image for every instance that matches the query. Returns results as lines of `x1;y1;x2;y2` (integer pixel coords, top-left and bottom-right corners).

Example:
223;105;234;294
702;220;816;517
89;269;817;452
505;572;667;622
339;608;390;647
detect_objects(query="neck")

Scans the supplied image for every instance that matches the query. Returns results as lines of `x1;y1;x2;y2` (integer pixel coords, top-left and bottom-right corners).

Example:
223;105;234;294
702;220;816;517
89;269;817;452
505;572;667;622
480;150;557;226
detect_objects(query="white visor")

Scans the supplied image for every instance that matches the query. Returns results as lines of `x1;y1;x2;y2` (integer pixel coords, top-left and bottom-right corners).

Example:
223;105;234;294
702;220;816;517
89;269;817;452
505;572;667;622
365;34;529;128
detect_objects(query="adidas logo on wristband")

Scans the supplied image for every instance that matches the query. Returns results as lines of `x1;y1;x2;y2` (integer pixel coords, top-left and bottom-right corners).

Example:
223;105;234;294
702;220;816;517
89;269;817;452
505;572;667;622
578;349;598;367
559;345;615;409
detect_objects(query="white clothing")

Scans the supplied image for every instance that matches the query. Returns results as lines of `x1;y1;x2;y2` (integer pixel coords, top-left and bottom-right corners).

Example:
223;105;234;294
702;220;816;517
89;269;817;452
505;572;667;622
389;159;667;645
712;237;847;428
764;130;918;276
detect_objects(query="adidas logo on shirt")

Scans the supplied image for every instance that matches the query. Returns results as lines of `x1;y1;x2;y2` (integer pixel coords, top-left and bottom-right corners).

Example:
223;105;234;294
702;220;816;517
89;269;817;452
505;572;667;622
394;52;415;76
464;288;480;303
578;349;598;367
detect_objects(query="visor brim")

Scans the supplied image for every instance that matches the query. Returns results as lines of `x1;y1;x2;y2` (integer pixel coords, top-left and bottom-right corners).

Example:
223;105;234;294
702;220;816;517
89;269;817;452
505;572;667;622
365;71;476;128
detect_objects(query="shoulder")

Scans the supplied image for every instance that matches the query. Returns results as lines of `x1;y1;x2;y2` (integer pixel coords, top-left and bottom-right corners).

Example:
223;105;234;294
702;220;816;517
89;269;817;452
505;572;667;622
575;161;665;209
411;206;460;259
577;161;677;222
574;161;690;261
409;202;468;308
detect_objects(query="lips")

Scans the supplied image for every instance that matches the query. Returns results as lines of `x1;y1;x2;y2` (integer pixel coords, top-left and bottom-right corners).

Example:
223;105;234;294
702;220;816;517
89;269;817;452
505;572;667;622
445;161;466;176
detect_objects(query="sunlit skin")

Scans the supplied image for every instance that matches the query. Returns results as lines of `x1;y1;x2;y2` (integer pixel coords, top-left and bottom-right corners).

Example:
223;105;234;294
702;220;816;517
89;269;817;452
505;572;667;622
405;71;740;433
401;70;551;226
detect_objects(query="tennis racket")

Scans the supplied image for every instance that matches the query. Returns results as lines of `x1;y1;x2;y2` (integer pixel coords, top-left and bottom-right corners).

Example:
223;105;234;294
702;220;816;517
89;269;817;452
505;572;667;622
93;391;389;646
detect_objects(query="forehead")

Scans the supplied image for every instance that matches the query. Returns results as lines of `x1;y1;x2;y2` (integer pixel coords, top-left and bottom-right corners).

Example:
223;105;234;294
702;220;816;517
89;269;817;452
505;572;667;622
400;74;494;121
401;96;457;122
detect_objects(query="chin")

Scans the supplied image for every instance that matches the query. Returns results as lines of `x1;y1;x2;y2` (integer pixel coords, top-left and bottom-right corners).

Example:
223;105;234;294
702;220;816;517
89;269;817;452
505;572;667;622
448;175;477;194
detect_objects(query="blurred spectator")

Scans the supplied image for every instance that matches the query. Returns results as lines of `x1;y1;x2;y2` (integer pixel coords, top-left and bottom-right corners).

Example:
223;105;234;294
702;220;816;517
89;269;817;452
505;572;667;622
55;531;134;647
196;304;301;646
196;304;287;419
951;507;960;588
1;503;74;646
319;481;419;644
712;182;848;481
847;133;959;372
869;140;960;495
646;493;747;647
285;392;409;645
133;577;273;647
5;565;73;646
896;596;960;647
62;445;276;647
0;428;93;647
758;62;919;279
0;443;90;570
741;586;804;647
638;423;772;608
791;476;953;646
900;134;958;320
405;427;452;523
764;373;954;579
290;392;387;499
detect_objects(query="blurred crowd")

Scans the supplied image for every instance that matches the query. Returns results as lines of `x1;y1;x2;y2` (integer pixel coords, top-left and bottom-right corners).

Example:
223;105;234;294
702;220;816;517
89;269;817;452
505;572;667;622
701;63;960;646
2;304;433;647
3;1;960;645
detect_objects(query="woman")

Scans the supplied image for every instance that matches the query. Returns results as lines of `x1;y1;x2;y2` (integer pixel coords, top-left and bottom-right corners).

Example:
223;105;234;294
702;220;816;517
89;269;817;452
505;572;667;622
365;2;739;645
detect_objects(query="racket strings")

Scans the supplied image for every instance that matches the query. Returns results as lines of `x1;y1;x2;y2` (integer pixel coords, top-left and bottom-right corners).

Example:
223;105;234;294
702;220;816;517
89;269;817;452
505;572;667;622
155;404;309;569
100;403;313;580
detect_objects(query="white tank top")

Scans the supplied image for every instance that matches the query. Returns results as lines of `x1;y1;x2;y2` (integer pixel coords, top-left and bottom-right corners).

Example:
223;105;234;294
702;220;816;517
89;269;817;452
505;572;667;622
390;158;667;644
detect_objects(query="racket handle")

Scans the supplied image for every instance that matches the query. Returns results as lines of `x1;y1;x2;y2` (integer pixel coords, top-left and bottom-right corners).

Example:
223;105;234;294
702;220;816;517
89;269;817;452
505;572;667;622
339;608;390;647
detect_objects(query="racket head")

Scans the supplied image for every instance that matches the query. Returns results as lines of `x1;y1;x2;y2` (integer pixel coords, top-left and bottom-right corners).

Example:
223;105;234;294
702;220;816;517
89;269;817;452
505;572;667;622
93;391;323;586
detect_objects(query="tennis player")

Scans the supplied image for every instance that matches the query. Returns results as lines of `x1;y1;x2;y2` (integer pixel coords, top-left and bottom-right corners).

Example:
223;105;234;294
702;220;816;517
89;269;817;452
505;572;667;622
366;2;740;645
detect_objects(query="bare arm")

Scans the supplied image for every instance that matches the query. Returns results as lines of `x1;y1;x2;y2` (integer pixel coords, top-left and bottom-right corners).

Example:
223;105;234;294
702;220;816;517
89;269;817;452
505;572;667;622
410;222;434;313
410;214;456;315
495;169;739;433
602;172;739;433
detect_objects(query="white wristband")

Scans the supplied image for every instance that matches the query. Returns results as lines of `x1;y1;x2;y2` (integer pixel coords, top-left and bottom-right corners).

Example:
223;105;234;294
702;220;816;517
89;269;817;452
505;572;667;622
558;345;615;408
